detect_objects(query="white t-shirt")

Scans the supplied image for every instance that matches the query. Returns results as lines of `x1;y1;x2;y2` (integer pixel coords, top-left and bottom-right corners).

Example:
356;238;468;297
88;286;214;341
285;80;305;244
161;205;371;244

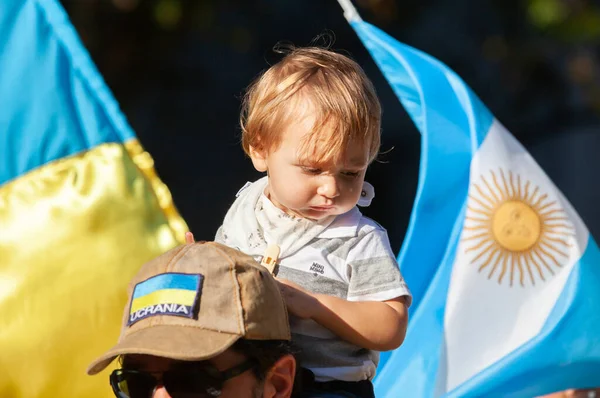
216;177;411;382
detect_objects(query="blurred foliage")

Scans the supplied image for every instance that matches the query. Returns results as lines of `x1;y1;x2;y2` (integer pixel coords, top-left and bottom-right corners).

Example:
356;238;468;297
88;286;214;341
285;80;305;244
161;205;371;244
527;0;570;29
525;0;600;113
69;0;600;117
153;0;183;30
527;0;600;41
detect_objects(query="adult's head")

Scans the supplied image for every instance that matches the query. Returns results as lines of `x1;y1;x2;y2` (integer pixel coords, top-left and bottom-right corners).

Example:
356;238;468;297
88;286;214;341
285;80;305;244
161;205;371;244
87;242;296;398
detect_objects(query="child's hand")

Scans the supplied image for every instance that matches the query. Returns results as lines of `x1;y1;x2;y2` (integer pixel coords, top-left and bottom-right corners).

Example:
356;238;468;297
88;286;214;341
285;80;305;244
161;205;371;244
276;278;320;320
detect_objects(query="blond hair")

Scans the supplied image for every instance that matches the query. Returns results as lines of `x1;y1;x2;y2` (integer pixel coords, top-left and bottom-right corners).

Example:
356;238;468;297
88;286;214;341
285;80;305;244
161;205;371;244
241;46;381;166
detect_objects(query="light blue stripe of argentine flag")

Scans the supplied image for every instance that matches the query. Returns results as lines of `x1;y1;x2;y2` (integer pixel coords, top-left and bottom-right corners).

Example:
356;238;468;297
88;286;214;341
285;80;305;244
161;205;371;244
349;20;600;397
133;273;200;299
350;20;493;314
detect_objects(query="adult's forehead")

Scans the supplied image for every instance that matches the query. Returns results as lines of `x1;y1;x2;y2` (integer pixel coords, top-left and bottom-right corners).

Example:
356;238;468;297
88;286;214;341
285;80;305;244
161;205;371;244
122;354;210;369
121;348;246;371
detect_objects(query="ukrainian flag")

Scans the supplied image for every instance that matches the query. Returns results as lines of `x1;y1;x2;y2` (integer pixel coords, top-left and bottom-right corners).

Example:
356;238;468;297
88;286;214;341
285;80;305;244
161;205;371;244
0;1;187;397
128;273;202;325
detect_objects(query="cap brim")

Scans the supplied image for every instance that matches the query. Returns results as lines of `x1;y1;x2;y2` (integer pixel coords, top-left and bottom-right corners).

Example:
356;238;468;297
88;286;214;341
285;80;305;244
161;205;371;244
87;325;240;375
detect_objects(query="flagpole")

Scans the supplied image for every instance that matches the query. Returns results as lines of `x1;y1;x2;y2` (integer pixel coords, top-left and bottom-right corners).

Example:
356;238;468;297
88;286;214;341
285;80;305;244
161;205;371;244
336;0;362;22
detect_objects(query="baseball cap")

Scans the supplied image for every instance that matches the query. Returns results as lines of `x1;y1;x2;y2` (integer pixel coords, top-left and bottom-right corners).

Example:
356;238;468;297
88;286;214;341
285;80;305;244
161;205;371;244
87;241;290;375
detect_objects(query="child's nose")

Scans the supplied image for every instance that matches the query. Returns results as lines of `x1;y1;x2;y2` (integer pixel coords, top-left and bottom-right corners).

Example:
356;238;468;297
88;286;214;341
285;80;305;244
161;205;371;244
317;175;340;198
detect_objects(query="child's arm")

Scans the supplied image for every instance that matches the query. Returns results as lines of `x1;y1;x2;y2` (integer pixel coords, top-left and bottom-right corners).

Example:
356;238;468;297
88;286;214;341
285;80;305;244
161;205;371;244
277;278;408;351
278;224;411;351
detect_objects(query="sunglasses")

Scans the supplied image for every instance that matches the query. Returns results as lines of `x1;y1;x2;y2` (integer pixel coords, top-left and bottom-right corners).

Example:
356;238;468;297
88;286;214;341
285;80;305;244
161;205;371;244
109;360;256;398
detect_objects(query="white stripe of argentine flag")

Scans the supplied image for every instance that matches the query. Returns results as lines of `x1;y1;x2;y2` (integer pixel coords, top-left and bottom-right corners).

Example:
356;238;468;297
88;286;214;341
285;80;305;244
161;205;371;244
347;17;600;398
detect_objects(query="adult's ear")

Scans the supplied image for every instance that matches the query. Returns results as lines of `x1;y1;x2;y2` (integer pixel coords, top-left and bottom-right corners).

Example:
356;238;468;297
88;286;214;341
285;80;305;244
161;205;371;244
262;354;296;398
249;145;268;172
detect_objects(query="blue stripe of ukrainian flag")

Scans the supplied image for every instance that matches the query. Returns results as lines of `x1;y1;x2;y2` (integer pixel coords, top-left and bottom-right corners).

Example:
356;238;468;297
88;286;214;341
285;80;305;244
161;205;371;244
133;273;202;299
0;1;187;397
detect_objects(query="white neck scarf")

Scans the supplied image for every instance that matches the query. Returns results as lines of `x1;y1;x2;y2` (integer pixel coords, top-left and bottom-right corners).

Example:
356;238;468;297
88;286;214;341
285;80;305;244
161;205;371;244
218;177;335;260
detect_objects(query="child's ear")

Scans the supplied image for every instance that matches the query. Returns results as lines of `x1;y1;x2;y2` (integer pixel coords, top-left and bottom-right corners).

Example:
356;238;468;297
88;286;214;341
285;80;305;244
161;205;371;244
249;145;268;172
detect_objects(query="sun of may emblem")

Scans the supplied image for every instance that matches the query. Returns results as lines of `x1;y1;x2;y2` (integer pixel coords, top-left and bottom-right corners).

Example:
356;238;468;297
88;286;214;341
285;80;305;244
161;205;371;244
463;168;574;287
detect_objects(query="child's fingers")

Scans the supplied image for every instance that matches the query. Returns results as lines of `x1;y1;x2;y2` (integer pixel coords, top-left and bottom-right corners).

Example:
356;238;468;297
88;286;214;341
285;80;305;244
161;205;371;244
185;232;195;244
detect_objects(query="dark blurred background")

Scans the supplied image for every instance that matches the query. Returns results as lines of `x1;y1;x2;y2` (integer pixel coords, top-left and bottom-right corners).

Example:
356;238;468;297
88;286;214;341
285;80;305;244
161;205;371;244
60;0;600;253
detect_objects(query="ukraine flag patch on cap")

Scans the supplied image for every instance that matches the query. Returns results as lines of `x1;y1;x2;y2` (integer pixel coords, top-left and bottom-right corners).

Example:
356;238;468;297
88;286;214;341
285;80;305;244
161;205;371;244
128;273;202;326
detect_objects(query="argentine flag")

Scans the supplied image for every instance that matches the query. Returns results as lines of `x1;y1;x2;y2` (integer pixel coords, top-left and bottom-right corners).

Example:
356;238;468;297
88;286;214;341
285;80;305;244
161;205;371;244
341;6;600;397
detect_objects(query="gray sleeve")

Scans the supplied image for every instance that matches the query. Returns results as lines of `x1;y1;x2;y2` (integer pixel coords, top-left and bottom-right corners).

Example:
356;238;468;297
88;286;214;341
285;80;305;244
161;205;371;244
346;228;412;305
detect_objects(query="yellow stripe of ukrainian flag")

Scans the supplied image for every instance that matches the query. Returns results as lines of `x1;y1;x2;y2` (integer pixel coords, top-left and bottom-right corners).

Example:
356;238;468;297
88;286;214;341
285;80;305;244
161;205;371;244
0;139;187;398
130;289;197;313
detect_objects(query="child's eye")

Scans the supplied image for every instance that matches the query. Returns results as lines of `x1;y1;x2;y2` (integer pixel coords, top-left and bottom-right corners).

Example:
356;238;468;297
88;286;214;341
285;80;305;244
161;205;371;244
301;167;322;175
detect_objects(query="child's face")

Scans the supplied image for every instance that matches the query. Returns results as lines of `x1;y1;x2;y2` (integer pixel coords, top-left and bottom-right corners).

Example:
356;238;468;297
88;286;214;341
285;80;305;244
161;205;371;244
250;114;370;221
